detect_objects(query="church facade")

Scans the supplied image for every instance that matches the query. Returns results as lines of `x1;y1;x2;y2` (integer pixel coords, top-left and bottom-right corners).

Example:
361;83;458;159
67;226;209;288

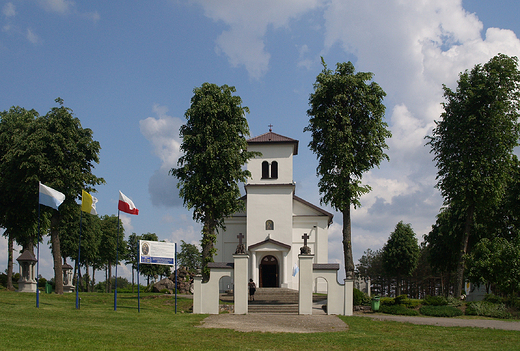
215;131;333;293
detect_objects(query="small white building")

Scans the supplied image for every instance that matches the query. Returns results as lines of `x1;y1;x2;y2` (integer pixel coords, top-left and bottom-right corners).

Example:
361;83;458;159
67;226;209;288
215;130;333;292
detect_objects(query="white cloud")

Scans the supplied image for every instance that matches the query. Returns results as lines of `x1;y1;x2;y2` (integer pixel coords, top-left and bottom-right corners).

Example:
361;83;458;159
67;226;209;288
38;0;75;14
193;0;323;79
3;2;15;17
140;104;184;207
26;28;40;44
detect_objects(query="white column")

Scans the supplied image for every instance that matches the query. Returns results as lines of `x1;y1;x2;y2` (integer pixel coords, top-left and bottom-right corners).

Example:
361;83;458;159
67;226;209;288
298;254;314;315
344;278;354;316
193;275;203;314
233;254;249;314
251;251;257;285
281;251;288;288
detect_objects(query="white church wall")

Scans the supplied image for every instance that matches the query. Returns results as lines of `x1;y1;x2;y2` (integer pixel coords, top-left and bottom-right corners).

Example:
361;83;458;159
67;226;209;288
247;143;294;184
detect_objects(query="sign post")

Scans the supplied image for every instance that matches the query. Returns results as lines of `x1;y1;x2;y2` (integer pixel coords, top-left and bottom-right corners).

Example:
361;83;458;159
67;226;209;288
138;240;176;312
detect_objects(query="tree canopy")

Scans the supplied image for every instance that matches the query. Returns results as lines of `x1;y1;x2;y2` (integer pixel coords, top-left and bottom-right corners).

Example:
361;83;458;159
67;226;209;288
382;221;420;295
0;99;104;293
305;59;391;278
170;83;259;280
427;54;520;297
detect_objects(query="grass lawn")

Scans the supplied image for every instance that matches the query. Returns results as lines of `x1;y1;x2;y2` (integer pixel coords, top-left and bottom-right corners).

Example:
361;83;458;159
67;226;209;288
0;290;518;350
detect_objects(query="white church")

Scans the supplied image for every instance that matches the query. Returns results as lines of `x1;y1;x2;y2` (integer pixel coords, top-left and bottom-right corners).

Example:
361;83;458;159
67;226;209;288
215;130;333;293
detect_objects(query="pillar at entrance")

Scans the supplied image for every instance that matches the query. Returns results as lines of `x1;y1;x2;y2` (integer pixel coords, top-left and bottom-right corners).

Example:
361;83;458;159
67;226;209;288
344;279;354;316
233;254;249;314
298;254;314;315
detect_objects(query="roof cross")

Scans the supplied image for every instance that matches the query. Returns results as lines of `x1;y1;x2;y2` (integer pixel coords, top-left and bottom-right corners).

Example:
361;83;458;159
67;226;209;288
268;124;273;132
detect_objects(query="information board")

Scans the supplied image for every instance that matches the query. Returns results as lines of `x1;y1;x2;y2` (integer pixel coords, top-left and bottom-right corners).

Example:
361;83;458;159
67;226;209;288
139;240;175;265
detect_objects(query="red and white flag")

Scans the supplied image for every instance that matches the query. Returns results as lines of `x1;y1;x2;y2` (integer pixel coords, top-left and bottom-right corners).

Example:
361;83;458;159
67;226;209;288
118;191;139;215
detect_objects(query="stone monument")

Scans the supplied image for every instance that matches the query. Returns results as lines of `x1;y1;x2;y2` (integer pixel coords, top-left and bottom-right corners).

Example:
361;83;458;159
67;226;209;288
16;250;38;293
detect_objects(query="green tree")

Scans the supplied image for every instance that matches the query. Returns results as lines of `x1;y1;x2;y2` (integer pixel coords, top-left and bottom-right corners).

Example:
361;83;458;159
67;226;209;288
99;215;126;293
382;221;420;296
125;233;140;292
466;237;520;297
426;54;520;297
170;83;260;280
177;240;202;272
0;100;104;294
304;60;391;278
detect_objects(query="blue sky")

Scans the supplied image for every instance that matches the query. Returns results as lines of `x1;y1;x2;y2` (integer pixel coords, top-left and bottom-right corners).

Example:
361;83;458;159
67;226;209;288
2;0;520;282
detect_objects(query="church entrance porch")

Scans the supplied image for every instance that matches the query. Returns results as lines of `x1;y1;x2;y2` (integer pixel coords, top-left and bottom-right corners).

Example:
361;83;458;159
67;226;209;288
259;255;279;287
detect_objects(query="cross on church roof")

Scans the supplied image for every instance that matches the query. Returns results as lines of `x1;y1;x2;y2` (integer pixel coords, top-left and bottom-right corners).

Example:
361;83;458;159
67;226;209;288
268;124;273;132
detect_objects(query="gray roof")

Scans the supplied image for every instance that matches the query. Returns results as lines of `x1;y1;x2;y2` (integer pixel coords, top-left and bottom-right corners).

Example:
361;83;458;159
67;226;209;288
247;131;299;155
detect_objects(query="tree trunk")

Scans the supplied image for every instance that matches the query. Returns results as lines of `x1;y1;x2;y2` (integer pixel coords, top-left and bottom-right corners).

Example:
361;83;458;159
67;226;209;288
91;266;96;292
131;267;135;293
342;207;355;279
50;212;63;294
455;205;474;298
7;234;14;291
108;261;112;293
201;219;217;282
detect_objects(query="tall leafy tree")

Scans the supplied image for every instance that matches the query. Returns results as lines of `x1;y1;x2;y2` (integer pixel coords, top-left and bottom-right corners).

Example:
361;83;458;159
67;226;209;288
426;54;520;297
0;101;104;293
125;233;140;292
177;240;202;272
305;59;391;278
171;83;259;280
382;221;420;296
98;215;126;293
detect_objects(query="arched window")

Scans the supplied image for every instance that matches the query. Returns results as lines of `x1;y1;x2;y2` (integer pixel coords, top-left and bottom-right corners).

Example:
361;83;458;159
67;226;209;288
271;161;278;179
265;220;274;230
262;161;269;179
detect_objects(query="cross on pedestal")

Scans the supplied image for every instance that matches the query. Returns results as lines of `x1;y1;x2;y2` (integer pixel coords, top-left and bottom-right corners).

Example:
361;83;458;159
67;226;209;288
300;233;311;255
235;233;246;255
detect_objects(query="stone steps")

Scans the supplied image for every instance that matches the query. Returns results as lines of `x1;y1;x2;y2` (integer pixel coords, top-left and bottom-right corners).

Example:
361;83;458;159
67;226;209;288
248;288;299;314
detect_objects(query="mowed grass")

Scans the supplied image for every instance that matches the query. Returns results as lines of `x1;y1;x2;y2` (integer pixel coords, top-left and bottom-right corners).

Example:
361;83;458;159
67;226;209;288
0;290;519;351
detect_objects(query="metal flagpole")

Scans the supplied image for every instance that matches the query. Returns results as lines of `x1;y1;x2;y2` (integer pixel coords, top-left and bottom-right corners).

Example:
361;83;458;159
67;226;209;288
115;210;120;311
137;242;140;313
174;242;177;314
36;201;41;308
76;210;82;309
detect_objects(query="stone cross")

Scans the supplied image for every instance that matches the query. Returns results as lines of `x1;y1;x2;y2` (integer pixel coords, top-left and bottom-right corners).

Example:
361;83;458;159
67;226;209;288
235;233;246;255
300;233;311;255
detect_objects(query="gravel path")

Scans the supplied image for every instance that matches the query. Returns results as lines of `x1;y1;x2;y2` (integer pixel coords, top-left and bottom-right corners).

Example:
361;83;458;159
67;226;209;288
359;313;520;331
198;314;348;333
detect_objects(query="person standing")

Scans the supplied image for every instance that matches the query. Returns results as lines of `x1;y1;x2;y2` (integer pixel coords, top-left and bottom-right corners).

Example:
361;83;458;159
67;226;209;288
248;279;256;301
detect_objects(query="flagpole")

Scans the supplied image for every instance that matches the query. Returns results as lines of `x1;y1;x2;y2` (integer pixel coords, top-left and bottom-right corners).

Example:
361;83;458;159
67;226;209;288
137;242;140;313
115;210;119;311
36;201;41;308
76;210;82;309
174;242;177;314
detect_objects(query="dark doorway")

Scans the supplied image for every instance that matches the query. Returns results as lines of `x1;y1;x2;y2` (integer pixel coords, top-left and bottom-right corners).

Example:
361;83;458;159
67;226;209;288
259;255;279;287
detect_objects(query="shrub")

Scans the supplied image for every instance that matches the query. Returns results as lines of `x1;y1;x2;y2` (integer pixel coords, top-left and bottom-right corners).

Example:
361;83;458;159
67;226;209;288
419;305;463;317
466;301;511;319
380;304;419;316
380;297;394;306
423;295;448;306
353;288;370;306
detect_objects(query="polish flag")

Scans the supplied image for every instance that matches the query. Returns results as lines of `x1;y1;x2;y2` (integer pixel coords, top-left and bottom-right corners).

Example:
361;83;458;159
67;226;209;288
118;191;139;215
